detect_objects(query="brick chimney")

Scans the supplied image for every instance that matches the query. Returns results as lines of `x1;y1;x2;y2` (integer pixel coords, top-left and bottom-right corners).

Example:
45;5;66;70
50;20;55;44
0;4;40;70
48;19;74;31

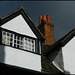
38;15;55;45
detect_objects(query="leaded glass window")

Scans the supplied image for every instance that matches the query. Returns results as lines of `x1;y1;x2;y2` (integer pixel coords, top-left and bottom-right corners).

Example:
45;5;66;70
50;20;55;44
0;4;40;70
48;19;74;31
2;31;35;52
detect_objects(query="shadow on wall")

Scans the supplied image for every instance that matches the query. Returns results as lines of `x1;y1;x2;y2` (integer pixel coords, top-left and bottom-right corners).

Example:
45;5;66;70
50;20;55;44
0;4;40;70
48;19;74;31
47;47;64;72
47;46;71;74
0;45;5;63
53;49;64;71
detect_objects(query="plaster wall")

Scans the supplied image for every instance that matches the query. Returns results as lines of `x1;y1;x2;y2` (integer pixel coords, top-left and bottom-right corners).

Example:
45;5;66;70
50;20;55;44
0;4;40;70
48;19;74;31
0;45;41;71
1;14;37;38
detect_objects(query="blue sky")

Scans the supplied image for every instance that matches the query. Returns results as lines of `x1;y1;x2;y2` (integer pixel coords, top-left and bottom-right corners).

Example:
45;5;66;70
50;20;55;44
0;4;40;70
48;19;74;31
0;1;75;41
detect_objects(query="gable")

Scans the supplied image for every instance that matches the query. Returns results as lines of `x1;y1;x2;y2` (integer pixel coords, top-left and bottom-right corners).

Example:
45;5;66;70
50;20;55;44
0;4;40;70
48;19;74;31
0;7;45;40
62;36;75;74
1;14;37;38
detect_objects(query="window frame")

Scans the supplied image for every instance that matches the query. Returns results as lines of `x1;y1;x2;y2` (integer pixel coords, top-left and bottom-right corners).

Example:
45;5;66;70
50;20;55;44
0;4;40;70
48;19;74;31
2;30;36;52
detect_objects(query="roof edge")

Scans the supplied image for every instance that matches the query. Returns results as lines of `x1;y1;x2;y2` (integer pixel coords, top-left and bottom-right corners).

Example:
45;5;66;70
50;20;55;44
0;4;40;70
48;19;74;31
60;28;75;46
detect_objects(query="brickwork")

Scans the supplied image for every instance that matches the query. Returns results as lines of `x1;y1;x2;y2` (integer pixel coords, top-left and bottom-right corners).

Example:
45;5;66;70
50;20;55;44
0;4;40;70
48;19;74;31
38;15;55;46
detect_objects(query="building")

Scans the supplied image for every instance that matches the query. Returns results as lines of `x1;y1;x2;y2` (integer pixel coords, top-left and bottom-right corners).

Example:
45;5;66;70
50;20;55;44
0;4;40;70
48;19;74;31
0;7;74;74
45;29;75;74
0;7;45;73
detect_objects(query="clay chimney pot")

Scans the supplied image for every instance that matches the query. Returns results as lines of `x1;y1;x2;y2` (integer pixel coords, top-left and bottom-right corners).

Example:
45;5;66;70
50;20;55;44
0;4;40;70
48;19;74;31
47;15;51;23
39;16;43;24
42;15;46;21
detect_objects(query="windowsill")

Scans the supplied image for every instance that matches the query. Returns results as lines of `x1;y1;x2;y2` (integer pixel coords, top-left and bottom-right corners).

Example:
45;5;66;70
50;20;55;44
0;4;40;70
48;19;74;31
0;44;41;55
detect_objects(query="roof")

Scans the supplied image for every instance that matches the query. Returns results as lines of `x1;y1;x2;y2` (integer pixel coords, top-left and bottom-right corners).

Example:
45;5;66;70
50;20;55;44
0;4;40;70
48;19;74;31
0;63;49;75
41;44;65;74
45;28;75;56
43;29;75;73
0;6;45;41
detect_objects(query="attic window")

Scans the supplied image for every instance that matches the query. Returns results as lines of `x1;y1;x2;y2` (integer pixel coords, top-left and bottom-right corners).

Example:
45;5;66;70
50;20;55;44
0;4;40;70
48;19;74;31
2;31;35;52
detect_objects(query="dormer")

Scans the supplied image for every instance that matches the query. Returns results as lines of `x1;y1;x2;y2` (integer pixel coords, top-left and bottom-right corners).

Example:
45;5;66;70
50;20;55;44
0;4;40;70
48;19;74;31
0;7;45;54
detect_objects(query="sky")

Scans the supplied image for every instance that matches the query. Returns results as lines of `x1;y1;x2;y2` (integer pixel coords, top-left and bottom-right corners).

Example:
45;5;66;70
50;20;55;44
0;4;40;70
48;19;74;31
0;1;75;41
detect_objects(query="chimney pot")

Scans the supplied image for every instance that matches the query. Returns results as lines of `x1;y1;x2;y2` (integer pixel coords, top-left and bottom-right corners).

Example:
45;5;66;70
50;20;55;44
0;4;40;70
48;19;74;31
47;15;51;23
39;16;43;24
42;15;47;21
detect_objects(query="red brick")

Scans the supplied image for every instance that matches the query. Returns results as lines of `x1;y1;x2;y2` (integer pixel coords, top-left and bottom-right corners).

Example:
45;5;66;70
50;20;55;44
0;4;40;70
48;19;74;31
38;15;55;46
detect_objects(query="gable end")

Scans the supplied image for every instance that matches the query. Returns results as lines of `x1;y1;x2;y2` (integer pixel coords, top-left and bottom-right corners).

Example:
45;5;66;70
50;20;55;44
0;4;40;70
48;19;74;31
0;7;45;41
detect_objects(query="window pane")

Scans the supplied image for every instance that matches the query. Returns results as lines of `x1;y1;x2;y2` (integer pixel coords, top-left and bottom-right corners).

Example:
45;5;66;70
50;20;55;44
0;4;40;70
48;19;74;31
14;35;16;39
14;40;16;43
14;44;16;48
11;34;13;37
10;38;13;42
2;31;6;44
21;42;24;49
32;40;34;52
17;36;19;40
7;33;9;36
2;35;6;44
17;45;19;49
3;31;6;35
10;43;13;47
17;41;19;44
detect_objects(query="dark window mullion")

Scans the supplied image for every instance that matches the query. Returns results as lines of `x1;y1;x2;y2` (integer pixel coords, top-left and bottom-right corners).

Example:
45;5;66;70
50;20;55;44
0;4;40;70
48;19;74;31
35;39;39;53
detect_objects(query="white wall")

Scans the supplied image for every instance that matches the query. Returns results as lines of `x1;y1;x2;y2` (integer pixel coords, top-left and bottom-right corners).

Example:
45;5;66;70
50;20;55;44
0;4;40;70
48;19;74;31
62;36;75;74
1;14;37;38
0;45;41;71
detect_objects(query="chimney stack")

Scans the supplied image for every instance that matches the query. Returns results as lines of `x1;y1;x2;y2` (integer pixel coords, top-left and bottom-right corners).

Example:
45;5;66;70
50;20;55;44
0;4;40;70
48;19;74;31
38;15;55;45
